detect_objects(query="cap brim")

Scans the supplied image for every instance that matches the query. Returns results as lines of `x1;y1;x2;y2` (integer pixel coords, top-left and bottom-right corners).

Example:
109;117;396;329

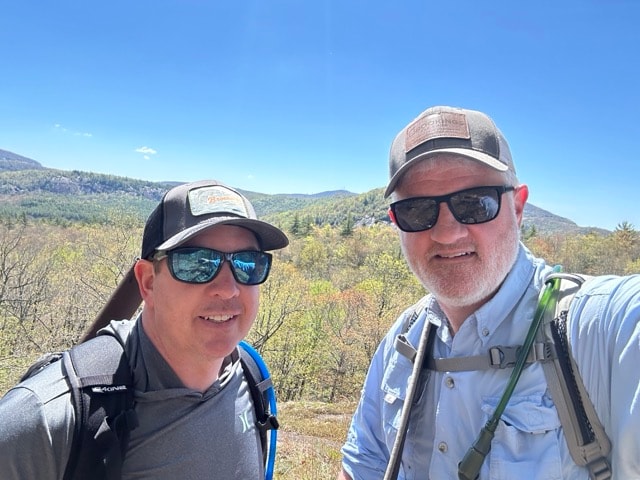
156;217;289;253
384;148;509;198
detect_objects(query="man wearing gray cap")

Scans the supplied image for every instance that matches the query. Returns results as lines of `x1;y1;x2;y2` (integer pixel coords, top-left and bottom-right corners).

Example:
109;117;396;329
0;180;288;479
338;106;640;479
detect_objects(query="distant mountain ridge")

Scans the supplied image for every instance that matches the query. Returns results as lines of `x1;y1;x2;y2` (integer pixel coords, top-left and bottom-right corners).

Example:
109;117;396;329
0;148;46;172
0;148;608;235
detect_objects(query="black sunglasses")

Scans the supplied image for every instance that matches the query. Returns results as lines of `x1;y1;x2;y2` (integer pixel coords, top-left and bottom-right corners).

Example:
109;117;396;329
389;185;515;232
154;247;272;285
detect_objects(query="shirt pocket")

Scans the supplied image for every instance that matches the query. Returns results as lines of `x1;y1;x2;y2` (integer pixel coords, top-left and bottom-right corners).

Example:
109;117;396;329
378;354;410;480
380;354;428;439
379;352;431;479
381;353;413;434
482;393;564;480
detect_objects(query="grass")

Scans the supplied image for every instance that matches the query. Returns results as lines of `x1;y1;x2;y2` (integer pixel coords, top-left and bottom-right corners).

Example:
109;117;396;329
274;401;356;479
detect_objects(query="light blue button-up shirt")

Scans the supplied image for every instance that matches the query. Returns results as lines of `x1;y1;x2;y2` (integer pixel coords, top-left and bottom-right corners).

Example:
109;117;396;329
341;244;640;479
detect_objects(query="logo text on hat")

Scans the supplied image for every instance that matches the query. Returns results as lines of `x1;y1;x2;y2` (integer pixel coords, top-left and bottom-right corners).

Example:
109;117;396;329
405;112;470;152
188;186;249;218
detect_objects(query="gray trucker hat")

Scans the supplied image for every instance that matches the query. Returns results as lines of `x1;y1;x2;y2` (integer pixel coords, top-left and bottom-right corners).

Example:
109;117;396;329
385;106;515;197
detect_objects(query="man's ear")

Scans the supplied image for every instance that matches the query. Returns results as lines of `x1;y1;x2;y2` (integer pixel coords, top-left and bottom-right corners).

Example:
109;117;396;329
513;184;529;225
388;207;397;225
134;259;156;305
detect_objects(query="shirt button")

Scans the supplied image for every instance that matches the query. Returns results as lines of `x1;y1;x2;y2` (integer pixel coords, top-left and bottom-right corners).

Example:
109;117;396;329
438;442;448;453
445;376;455;388
482;328;490;337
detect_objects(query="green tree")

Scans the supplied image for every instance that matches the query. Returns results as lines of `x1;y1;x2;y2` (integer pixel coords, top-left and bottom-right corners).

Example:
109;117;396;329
340;213;354;237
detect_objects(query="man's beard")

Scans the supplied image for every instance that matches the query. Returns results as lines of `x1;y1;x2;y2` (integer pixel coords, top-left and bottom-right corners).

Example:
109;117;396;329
409;227;520;309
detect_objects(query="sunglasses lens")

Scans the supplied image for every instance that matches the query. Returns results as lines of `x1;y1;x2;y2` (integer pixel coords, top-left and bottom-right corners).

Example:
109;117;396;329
391;198;439;232
167;248;272;285
230;251;271;285
450;188;500;224
169;248;223;283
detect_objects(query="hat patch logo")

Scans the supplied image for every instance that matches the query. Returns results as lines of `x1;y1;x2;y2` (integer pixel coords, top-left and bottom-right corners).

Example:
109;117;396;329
188;186;248;217
405;111;470;152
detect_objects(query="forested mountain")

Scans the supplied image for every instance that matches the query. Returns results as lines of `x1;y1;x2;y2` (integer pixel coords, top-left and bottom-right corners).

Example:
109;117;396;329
0;148;606;235
0;149;45;172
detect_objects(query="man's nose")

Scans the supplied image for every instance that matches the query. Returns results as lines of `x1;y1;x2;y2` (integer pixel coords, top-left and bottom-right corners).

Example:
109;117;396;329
428;202;468;243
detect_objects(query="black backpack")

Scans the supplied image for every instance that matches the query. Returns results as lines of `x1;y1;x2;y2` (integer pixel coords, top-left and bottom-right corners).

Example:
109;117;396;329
20;330;278;480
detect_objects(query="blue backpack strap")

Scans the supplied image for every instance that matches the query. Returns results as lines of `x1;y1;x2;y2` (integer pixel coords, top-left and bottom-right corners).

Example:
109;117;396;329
239;341;278;480
62;333;138;480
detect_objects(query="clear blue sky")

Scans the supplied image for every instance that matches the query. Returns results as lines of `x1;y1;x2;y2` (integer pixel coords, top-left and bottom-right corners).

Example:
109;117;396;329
1;1;639;231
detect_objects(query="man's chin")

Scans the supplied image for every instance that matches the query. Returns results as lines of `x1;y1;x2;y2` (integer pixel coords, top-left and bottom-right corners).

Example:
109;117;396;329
428;283;498;309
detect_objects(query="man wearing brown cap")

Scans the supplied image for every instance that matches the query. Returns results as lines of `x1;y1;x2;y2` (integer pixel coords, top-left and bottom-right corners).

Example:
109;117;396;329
338;107;640;479
0;180;288;479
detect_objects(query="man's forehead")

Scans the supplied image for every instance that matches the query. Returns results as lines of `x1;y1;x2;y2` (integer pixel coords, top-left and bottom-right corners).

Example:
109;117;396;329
400;154;502;179
393;155;507;195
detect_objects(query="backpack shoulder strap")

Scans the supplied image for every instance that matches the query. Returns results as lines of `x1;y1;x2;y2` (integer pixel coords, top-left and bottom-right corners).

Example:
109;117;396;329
62;332;138;480
20;351;64;382
539;272;611;480
394;295;431;363
238;341;278;470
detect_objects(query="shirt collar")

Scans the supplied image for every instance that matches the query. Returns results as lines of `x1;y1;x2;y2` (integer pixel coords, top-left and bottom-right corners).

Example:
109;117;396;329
466;243;536;345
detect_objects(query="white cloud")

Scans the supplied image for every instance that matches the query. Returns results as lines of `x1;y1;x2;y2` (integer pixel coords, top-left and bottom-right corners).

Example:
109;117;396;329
54;123;92;137
135;146;157;155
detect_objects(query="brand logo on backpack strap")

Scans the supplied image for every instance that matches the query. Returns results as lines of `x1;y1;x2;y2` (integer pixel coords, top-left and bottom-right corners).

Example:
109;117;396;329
91;385;128;393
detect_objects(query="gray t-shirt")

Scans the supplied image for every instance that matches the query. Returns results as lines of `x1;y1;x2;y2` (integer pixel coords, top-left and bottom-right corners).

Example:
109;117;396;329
0;318;264;479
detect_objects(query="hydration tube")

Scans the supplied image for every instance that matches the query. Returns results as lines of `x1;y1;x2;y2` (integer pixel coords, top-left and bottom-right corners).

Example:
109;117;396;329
240;341;278;480
457;266;562;480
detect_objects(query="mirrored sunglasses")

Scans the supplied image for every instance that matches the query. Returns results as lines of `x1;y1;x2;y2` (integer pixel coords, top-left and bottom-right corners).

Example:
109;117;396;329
389;185;515;232
155;247;272;285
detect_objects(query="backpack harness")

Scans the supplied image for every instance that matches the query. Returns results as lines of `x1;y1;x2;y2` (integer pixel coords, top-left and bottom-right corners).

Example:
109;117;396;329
387;270;611;480
20;331;279;480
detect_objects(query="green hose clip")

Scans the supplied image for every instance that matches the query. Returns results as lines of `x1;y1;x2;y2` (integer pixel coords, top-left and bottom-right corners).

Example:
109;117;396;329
457;266;563;480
